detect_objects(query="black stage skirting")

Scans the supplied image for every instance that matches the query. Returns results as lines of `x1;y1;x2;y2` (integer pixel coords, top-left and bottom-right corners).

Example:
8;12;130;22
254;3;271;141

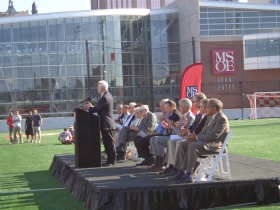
49;154;280;210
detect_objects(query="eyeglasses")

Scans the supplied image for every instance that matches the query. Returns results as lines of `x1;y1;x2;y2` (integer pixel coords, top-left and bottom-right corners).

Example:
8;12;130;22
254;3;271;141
206;106;214;109
199;106;206;108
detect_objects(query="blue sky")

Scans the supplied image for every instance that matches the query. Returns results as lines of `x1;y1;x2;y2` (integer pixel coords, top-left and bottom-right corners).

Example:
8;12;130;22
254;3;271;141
0;0;91;14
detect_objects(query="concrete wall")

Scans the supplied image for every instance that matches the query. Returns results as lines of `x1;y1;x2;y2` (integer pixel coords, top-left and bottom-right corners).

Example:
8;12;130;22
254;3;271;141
164;0;201;71
0;109;252;133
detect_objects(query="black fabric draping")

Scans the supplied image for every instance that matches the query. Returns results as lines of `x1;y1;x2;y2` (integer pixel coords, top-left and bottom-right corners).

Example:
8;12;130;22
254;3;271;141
49;155;280;210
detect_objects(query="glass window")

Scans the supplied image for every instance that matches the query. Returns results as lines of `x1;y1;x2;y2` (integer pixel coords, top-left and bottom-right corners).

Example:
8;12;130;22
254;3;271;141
48;20;57;41
209;30;225;35
82;17;91;40
30;21;39;42
66;19;74;41
57;19;65;41
208;19;225;24
242;12;259;17
257;39;268;57
243;18;259;23
260;17;276;22
74;18;81;41
39;21;47;41
40;54;48;65
21;22;30;42
208;13;225;18
13;23;21;42
260;23;276;28
268;39;279;56
260;11;276;17
209;25;225;30
91;17;100;40
4;56;12;67
41;66;48;77
32;55;40;65
3;24;11;43
0;25;2;43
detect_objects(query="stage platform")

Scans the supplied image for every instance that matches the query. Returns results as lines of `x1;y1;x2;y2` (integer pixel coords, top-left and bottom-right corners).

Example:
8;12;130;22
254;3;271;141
50;153;280;210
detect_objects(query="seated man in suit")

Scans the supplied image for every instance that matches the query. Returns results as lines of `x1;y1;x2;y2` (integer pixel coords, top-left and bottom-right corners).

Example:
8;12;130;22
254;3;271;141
115;104;124;125
147;99;193;172
133;98;170;166
116;105;157;159
164;98;208;177
114;102;136;143
169;98;229;183
163;93;207;175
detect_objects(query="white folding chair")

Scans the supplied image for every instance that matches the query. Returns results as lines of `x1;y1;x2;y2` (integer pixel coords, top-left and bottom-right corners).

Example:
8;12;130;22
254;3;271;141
194;130;232;182
126;141;138;158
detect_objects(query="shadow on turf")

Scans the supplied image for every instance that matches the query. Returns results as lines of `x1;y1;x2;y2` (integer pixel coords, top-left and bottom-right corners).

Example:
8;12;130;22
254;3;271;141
0;170;84;210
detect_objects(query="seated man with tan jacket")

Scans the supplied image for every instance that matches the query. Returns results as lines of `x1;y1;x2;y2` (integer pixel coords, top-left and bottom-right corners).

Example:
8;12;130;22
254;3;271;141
169;98;229;184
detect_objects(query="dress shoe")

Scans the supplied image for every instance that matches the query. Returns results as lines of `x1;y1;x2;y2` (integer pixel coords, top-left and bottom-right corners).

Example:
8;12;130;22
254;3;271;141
146;157;156;166
147;164;157;170
192;161;200;174
164;168;178;177
151;166;165;172
159;167;172;175
136;159;148;166
168;171;184;181
116;154;126;161
116;146;125;153
102;163;114;167
174;173;194;184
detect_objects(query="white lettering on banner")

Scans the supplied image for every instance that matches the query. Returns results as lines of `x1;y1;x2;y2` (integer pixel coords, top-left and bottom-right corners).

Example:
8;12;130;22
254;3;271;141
186;86;197;98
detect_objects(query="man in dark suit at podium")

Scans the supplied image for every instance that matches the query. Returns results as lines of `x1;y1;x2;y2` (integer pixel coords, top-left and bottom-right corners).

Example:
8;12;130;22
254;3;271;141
83;80;116;167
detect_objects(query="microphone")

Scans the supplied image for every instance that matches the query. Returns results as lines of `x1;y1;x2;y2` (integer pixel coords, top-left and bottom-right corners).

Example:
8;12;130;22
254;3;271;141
80;97;91;103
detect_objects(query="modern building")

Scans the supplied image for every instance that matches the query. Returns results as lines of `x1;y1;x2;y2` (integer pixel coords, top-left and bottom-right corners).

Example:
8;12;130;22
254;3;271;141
0;9;180;118
91;0;175;10
0;0;280;119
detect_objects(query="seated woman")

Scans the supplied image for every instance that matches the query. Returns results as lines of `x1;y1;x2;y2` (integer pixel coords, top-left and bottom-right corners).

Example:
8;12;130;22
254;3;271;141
58;128;72;144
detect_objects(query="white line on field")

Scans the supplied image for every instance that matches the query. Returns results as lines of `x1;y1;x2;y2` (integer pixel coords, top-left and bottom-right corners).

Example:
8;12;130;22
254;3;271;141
0;187;66;195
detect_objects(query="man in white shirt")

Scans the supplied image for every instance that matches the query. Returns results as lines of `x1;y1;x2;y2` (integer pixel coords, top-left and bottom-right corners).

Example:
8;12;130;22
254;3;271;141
12;110;22;144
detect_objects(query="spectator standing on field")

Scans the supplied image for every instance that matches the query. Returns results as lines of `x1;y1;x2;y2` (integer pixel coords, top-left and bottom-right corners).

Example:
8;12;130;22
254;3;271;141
12;110;22;144
25;111;33;143
7;112;14;144
32;109;42;143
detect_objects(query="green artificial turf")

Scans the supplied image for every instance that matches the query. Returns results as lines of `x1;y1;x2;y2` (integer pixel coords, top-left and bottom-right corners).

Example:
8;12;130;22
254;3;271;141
228;118;280;162
0;129;85;210
0;119;280;209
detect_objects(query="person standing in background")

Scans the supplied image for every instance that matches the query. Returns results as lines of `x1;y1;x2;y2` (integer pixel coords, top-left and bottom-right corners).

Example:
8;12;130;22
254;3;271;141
25;111;33;143
7;112;14;144
32;109;42;143
12;110;22;144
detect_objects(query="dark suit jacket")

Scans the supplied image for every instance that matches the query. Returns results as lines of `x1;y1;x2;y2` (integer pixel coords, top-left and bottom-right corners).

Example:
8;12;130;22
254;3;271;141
165;109;182;135
88;91;115;130
194;115;208;135
189;113;202;133
197;111;229;153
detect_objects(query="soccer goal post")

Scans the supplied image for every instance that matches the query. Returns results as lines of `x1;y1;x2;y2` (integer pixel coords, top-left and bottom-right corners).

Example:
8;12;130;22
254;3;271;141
246;92;280;119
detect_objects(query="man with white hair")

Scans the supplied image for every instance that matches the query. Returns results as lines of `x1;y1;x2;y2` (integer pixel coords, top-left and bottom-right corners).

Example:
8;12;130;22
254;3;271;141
83;80;116;167
117;105;157;158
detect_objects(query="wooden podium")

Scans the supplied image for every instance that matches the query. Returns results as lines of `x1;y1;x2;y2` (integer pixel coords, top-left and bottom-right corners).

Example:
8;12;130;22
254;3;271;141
74;108;101;168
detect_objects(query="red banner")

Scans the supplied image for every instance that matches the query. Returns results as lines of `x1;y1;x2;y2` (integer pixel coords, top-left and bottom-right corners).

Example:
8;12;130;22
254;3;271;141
179;63;203;115
110;53;115;61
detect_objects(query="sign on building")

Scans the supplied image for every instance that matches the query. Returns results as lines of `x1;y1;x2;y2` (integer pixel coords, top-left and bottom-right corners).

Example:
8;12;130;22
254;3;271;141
212;49;236;75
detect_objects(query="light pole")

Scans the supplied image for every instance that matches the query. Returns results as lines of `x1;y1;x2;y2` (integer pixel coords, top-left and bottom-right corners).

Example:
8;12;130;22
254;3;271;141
170;75;174;100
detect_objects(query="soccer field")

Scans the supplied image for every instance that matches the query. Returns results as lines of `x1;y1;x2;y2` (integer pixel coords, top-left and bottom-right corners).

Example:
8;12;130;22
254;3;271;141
0;119;279;210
